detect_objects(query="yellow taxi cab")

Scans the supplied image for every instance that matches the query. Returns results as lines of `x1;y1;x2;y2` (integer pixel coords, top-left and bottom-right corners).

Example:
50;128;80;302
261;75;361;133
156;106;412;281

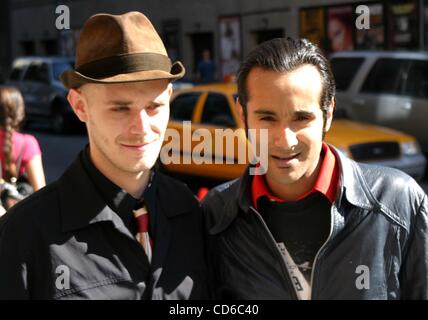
161;83;426;183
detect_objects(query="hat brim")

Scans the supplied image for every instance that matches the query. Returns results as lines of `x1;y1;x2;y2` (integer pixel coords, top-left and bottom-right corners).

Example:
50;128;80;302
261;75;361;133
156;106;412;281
60;61;185;89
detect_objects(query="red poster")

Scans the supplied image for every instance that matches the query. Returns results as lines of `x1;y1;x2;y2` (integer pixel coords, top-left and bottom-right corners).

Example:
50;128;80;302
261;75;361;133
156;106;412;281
327;6;354;52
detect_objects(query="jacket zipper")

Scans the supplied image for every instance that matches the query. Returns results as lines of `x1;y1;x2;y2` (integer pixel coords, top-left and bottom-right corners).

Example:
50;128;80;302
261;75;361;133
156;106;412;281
249;206;299;300
309;205;335;300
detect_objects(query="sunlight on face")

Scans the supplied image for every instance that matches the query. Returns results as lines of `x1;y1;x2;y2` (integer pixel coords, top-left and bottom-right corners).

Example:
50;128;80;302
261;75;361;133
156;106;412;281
80;80;172;179
246;65;332;197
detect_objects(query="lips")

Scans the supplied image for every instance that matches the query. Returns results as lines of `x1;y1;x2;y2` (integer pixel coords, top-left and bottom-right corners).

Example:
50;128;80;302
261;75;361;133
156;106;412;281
271;153;300;167
120;141;155;151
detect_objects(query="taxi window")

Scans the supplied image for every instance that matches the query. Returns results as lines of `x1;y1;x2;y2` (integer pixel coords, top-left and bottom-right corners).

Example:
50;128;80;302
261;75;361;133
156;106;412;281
170;92;201;121
201;93;235;127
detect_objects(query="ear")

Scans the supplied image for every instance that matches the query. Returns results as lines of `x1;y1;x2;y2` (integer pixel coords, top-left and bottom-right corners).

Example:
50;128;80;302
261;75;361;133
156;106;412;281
236;98;246;128
67;88;88;123
324;97;335;132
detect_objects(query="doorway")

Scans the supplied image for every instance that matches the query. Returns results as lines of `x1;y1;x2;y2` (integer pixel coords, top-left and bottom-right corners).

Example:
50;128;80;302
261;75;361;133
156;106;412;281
190;32;214;79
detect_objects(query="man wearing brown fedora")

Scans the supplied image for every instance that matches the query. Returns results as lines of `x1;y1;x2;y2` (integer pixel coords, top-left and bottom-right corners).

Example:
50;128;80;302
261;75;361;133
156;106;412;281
0;12;210;299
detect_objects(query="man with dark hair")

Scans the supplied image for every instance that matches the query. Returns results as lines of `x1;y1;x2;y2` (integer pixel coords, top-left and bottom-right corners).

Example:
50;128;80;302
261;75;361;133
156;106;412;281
0;12;209;300
202;37;428;299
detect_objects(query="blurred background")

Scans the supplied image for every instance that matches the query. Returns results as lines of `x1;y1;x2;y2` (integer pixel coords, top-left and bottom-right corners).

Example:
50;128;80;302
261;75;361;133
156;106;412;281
0;0;427;196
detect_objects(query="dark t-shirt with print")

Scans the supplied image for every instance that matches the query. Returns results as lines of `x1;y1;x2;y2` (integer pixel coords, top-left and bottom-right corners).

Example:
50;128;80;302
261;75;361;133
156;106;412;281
258;192;331;282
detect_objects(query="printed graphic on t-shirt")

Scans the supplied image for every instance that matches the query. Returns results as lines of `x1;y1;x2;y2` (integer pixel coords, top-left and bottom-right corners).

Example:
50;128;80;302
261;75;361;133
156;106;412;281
277;242;311;300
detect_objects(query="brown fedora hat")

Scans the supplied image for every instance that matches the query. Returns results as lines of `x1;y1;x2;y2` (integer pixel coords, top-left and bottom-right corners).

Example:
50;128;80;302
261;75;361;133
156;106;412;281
60;11;185;89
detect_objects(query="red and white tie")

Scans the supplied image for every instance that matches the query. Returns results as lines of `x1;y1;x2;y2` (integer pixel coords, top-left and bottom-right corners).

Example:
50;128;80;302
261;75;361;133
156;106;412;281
133;204;153;263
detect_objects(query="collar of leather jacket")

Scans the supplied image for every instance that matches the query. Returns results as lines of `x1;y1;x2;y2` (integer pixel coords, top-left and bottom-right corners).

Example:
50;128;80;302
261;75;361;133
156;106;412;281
206;145;380;235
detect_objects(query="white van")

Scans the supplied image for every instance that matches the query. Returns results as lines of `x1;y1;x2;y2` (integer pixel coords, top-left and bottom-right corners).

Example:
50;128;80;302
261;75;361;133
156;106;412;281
330;51;428;154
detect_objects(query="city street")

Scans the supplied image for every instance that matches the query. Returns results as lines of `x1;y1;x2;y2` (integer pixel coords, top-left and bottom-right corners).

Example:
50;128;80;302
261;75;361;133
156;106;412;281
28;127;428;195
28;126;88;184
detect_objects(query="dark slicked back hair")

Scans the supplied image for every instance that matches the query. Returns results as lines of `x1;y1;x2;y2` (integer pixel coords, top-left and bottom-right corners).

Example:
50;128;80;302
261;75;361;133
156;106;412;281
237;37;336;135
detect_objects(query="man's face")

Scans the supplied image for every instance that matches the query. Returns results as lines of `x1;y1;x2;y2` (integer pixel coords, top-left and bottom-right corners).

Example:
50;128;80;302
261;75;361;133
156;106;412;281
242;65;333;192
69;80;172;178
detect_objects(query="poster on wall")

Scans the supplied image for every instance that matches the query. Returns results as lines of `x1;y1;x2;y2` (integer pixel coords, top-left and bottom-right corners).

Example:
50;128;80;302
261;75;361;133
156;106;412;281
387;0;419;49
299;7;325;49
356;3;385;49
327;5;354;52
219;16;241;81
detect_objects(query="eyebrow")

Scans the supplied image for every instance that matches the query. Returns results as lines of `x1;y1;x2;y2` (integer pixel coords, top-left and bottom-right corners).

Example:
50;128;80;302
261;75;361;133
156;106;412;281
254;110;276;116
253;109;315;117
105;100;164;107
105;100;132;106
294;110;315;118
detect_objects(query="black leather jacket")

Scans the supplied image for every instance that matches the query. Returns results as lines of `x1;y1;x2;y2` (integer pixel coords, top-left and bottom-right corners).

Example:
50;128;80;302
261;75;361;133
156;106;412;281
202;147;428;300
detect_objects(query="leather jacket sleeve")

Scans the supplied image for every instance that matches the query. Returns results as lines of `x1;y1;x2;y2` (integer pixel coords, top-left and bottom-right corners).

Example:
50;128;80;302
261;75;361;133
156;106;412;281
400;192;428;299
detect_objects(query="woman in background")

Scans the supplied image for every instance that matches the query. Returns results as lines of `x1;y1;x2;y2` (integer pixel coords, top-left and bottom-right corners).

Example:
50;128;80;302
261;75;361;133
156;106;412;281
0;86;45;212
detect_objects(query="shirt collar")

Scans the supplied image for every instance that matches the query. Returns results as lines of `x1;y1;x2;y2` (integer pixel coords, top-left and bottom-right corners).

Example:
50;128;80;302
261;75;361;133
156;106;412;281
251;142;339;208
81;146;156;228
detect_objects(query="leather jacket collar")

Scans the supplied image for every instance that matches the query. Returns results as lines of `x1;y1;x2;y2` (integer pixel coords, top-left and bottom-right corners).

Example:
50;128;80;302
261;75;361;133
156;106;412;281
208;145;377;235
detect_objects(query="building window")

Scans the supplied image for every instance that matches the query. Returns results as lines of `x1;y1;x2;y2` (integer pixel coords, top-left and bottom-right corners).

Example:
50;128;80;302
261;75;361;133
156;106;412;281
20;41;35;55
42;39;58;55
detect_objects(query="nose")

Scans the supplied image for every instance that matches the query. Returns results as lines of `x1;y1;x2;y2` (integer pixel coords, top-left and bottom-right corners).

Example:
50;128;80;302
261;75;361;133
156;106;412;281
274;126;298;149
130;109;150;134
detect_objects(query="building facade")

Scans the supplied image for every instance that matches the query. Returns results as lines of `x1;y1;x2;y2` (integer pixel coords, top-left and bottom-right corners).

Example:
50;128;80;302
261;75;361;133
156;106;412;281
3;0;427;82
0;0;12;82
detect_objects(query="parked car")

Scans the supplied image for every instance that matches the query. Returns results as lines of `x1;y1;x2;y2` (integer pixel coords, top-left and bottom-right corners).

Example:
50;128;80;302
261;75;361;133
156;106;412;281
330;51;428;154
6;56;78;133
162;83;426;182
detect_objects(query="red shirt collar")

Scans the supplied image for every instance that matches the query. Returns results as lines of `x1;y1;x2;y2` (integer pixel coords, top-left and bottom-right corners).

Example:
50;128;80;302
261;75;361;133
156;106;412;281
251;142;339;208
